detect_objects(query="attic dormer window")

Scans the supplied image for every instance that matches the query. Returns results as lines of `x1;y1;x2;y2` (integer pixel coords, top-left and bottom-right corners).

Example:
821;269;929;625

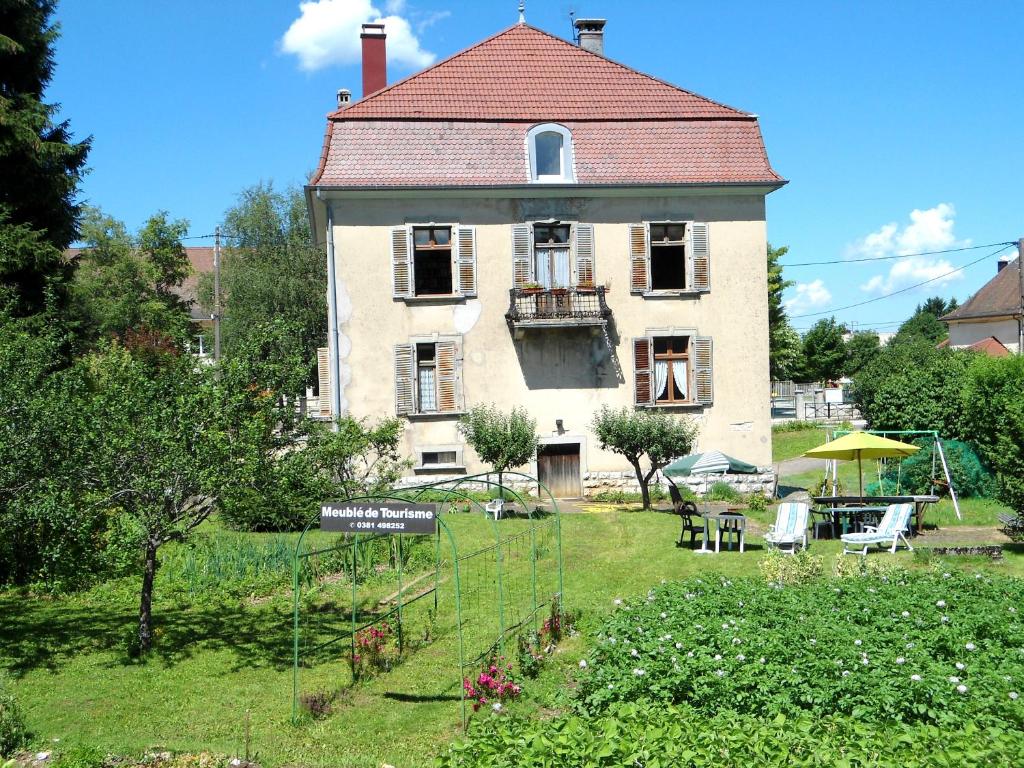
527;124;574;183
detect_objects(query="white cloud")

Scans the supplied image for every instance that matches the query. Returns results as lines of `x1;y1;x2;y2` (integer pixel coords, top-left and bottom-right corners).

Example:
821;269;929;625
850;203;971;294
281;0;437;72
415;10;451;33
784;279;832;315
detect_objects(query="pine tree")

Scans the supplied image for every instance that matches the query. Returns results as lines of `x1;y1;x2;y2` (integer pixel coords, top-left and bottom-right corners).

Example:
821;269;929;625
0;0;90;316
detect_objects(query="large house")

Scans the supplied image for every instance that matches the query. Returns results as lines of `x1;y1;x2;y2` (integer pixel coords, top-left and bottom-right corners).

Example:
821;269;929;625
306;18;785;496
941;255;1021;355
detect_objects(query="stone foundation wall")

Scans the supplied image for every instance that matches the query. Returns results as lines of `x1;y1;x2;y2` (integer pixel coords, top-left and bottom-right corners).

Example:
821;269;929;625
394;468;778;498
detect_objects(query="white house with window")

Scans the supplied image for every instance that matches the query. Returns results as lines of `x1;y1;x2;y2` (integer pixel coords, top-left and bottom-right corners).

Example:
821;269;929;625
306;19;785;495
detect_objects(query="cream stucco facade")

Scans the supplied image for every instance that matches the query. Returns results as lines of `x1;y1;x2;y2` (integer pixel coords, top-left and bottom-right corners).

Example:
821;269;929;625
947;317;1020;354
315;187;774;489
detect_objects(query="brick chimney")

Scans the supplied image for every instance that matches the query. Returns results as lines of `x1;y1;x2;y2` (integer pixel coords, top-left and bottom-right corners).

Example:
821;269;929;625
997;255;1012;274
574;18;606;56
361;23;387;97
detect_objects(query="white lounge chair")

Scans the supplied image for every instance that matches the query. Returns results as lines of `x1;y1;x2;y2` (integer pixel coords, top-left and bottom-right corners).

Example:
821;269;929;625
764;502;809;554
841;503;914;555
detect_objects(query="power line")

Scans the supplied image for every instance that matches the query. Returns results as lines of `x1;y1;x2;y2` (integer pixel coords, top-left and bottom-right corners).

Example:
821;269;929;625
780;241;1014;267
789;243;1016;320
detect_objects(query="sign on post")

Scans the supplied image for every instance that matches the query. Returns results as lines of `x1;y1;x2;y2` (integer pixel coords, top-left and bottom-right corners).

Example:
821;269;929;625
320;501;438;535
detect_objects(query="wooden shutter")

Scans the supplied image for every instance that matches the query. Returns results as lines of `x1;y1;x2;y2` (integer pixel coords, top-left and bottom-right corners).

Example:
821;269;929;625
316;346;332;417
391;226;412;298
629;223;650;293
455;226;477;296
690;222;710;292
436;340;461;412
394;343;415;416
574;223;595;287
511;223;533;288
693;336;714;405
633;337;654;406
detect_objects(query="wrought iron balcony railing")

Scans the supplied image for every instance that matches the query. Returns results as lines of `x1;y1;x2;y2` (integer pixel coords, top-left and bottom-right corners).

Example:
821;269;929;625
505;286;612;329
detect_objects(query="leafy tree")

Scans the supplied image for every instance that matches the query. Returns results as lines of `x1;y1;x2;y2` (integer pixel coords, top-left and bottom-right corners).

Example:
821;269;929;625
798;317;847;382
0;0;90;316
963;355;1024;517
199;183;327;385
851;340;972;439
69;206;193;347
844;331;881;375
458;404;538;496
891;296;958;346
767;244;802;379
591;406;698;510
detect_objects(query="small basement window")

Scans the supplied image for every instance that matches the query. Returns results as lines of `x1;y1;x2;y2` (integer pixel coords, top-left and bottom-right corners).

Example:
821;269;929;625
649;223;686;290
421;450;458;466
413;226;452;295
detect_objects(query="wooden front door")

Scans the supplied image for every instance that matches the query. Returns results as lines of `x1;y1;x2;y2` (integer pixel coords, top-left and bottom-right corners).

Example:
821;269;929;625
537;443;582;498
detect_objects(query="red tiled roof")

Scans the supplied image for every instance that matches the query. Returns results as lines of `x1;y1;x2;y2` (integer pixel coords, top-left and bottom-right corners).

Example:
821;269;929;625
966;337;1011;356
942;258;1021;322
314;120;782;186
311;23;783;189
332;24;747;121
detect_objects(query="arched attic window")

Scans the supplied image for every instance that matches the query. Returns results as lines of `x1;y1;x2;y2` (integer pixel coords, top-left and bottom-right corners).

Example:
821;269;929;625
526;124;575;183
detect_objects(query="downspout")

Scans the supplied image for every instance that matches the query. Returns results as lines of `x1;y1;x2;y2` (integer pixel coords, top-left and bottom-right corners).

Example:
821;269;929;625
318;189;343;421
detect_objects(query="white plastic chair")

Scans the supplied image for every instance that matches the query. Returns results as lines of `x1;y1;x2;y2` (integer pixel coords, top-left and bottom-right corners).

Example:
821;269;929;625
485;499;504;520
841;503;914;555
764;502;810;554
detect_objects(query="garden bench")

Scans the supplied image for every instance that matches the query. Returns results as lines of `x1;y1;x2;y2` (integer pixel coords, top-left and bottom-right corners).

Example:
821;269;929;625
998;512;1018;527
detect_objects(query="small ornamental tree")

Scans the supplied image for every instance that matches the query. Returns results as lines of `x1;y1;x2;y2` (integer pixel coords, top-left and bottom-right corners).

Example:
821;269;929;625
458;404;538;497
591;406;698;510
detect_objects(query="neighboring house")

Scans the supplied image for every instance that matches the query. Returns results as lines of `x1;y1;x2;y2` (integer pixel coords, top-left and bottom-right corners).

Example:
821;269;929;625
941;256;1021;354
305;19;786;495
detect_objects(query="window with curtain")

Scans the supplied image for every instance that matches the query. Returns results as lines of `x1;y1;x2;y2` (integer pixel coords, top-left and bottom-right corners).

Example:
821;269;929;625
416;343;437;412
533;224;571;288
653;336;689;403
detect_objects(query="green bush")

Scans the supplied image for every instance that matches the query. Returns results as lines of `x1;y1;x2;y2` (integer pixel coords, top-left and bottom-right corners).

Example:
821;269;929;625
866;439;994;498
438;701;1024;768
745;492;768;512
53;745;106;768
0;673;28;758
964;355;1024;516
590;487;669;504
704;481;742;502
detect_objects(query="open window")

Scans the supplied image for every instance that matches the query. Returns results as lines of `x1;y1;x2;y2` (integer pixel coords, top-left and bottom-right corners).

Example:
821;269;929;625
394;337;463;416
392;225;476;299
412;226;451;296
527;124;575;183
629;221;710;294
633;334;713;407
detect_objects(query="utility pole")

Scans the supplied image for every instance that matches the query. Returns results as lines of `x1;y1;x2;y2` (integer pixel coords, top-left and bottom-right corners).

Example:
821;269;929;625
213;226;222;362
1018;237;1023;355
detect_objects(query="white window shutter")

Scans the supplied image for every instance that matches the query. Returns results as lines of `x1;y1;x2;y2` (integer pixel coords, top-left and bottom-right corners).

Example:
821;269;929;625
436;340;461;412
391;226;412;298
633;337;654;406
694;336;713;405
629;223;650;293
511;223;533;288
574;223;595;287
455;226;477;296
316;347;332;418
394;343;415;415
690;222;710;292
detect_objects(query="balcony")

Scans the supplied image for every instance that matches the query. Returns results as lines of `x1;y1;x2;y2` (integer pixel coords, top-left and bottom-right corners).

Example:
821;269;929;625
505;286;612;335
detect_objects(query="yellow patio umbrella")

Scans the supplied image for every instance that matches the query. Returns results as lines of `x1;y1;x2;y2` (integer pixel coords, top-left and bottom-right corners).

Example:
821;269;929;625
803;432;920;498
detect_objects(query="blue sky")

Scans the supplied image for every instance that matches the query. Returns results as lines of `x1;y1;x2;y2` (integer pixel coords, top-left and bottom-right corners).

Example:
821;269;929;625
50;1;1023;332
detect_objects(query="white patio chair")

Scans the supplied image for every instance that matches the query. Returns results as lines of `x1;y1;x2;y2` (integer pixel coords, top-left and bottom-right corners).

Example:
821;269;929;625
841;503;914;555
763;502;810;554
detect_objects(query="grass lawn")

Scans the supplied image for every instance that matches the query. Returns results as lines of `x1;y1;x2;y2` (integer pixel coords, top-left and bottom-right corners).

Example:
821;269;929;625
2;506;1021;767
771;425;831;462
